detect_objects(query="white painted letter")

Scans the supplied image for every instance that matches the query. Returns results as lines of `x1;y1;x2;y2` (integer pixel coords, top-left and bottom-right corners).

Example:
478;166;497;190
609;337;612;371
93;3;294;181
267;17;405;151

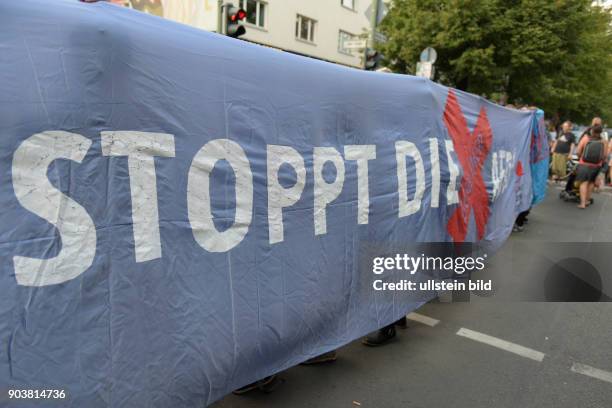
187;139;253;252
267;145;306;244
492;151;500;199
429;138;440;208
12;131;95;286
101;131;175;262
445;140;460;205
344;145;376;225
314;147;346;235
396;141;425;218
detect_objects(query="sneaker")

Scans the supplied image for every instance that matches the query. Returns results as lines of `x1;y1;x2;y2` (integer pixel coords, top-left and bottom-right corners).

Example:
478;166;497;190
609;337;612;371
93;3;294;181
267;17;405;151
362;325;396;347
512;224;524;233
300;350;337;365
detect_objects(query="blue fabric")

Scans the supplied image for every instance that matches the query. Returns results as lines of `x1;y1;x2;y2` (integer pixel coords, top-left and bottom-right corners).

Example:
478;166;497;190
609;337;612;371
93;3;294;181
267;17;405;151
530;109;550;206
0;1;537;406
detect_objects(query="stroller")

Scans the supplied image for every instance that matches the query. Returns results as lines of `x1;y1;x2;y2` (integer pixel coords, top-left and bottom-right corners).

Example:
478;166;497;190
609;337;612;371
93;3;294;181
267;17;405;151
559;155;594;205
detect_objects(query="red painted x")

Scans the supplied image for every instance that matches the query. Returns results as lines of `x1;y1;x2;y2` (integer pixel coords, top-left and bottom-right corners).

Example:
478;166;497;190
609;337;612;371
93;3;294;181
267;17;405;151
443;90;493;242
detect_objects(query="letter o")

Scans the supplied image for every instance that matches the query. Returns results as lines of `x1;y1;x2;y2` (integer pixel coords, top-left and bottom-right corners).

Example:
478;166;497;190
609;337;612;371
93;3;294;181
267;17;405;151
187;139;253;252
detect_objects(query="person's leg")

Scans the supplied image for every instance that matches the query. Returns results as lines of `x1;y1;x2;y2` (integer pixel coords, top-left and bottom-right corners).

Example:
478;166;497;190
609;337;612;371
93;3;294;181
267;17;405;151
578;181;588;208
565;173;576;193
551;153;558;180
362;321;398;346
513;211;527;232
551;153;561;180
594;172;603;192
587;181;595;203
559;154;568;179
516;210;528;227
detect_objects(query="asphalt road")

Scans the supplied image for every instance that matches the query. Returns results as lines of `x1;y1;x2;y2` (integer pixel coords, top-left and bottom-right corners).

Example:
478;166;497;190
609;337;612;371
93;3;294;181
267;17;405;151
212;184;612;408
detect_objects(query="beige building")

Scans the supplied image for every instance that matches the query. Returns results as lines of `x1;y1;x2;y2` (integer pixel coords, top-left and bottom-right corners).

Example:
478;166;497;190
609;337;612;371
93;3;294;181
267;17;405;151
116;0;376;68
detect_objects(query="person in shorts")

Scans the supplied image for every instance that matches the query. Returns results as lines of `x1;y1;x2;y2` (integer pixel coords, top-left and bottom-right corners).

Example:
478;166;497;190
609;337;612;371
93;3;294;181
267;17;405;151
575;125;609;209
551;121;575;181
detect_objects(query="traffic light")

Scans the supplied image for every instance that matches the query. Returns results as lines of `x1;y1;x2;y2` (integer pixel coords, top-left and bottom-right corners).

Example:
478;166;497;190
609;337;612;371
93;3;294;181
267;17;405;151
224;3;247;38
365;48;382;71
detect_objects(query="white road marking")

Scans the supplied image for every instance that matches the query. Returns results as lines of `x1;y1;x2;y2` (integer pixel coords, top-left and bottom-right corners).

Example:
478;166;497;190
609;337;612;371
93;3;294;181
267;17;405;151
406;312;440;327
456;328;545;362
571;363;612;384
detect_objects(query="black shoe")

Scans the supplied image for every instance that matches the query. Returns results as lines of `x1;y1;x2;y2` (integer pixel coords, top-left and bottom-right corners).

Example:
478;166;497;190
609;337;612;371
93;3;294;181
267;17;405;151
300;350;337;365
232;375;280;395
395;316;408;329
258;375;283;393
362;324;396;346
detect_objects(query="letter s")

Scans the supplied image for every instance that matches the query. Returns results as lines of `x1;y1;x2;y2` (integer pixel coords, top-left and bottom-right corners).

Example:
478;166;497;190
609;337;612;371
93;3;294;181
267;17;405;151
12;131;96;286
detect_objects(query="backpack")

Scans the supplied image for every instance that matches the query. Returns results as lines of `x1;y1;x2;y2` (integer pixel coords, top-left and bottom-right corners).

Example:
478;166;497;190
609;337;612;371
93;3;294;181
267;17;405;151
581;139;604;164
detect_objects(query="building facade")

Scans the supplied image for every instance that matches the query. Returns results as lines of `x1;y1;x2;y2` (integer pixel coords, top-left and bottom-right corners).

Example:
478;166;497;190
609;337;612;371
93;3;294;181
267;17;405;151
114;0;375;68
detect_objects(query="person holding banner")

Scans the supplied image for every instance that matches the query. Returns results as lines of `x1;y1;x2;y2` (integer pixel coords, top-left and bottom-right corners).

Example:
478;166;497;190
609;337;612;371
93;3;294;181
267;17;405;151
362;316;408;346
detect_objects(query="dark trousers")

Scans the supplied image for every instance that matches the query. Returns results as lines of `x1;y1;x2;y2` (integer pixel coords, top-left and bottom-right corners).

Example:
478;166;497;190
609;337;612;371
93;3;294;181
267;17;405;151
516;210;530;227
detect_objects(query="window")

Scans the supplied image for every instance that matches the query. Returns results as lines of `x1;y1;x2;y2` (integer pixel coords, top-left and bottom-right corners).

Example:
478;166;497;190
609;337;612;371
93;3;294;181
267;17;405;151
296;15;316;43
338;30;356;54
239;0;267;28
341;0;355;10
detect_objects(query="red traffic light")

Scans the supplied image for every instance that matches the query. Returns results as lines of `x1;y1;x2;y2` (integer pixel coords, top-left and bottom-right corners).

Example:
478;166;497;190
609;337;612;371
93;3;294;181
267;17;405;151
225;4;247;38
230;9;247;22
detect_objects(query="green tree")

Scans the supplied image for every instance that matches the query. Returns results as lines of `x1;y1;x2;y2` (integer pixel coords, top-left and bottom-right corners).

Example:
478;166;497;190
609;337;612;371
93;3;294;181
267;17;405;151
379;0;612;123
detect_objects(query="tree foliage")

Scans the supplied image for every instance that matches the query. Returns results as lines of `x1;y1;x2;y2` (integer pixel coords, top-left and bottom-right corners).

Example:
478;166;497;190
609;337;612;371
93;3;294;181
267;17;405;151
379;0;612;123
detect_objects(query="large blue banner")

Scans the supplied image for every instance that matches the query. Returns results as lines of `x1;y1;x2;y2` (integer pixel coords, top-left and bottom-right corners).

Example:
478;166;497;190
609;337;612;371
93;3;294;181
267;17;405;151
1;1;540;406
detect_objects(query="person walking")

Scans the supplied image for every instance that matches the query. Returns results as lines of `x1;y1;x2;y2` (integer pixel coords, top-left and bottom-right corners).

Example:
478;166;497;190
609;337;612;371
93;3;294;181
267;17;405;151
550;121;575;181
575;125;608;209
608;138;612;186
580;117;607;143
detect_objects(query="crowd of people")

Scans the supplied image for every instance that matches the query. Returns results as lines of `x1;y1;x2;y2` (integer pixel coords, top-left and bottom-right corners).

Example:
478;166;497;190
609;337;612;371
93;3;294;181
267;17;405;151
511;115;609;233
549;117;611;209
